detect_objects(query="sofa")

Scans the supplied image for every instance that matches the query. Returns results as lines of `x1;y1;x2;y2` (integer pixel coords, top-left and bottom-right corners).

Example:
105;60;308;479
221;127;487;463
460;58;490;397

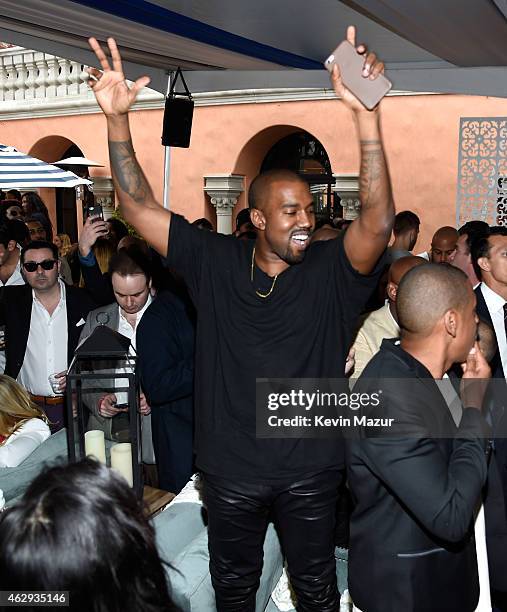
154;502;283;611
0;431;348;612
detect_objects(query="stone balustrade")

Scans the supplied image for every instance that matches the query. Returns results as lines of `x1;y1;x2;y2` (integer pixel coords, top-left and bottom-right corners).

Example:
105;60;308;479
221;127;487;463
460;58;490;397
0;45;163;119
0;47;89;102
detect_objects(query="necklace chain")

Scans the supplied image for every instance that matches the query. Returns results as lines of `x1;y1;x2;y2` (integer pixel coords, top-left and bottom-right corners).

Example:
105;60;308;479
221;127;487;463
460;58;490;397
251;247;278;298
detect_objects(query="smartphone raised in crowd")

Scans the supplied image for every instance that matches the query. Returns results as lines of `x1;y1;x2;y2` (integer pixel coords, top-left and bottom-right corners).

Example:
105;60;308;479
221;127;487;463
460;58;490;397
85;203;104;220
324;40;392;110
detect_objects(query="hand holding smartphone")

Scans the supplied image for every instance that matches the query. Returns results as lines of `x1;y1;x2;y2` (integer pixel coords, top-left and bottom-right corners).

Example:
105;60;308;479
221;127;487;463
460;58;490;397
113;403;129;412
324;34;391;110
85;203;104;221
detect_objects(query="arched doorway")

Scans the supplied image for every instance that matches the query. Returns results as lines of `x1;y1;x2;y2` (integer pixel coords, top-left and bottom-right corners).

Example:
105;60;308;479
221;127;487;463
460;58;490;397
54;143;90;243
260;131;337;219
29;137;88;243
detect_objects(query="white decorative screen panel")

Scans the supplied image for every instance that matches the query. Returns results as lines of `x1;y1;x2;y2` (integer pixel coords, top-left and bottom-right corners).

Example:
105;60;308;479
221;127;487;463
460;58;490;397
456;117;507;227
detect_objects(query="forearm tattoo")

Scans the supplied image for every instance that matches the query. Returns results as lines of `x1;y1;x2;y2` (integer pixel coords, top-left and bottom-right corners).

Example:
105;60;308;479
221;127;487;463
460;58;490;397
359;139;385;209
108;140;150;204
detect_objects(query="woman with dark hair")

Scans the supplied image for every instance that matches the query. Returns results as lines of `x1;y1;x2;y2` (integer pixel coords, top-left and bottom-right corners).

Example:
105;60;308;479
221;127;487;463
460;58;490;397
0;459;176;612
106;217;129;248
21;191;53;241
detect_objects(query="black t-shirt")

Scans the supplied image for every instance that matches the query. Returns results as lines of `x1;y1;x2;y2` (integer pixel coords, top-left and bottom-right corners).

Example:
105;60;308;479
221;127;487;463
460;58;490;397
167;214;384;480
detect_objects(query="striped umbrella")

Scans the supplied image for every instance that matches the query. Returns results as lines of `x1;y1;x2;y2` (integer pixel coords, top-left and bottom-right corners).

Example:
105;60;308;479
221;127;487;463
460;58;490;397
0;145;92;189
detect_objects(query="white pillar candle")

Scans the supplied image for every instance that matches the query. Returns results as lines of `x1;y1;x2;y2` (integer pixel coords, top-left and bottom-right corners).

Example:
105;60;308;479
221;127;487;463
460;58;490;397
110;442;133;487
84;430;106;464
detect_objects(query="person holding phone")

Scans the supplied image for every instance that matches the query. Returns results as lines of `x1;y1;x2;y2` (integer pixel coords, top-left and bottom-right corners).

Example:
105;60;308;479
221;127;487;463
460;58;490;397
86;26;394;611
78;247;154;465
0;240;95;432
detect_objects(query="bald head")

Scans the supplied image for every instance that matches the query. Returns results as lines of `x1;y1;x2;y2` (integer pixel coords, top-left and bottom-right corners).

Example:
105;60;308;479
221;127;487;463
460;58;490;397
388;255;427;285
430;226;458;264
248;169;308;212
397;264;472;334
310;226;341;243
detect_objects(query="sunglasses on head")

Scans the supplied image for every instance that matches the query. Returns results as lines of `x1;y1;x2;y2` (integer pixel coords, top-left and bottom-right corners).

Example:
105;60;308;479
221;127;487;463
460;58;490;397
23;259;57;272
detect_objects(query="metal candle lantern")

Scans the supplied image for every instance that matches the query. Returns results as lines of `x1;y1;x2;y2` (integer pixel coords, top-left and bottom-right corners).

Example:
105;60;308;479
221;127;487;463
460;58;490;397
65;324;143;497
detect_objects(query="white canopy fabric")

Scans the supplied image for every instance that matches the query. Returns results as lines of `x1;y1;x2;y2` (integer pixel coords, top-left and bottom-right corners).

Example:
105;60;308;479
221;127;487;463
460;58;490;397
54;157;104;167
0;145;92;189
1;0;507;97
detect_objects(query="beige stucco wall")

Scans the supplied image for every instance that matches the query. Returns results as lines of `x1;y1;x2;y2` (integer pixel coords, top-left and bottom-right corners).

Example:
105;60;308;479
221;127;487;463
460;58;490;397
2;92;507;250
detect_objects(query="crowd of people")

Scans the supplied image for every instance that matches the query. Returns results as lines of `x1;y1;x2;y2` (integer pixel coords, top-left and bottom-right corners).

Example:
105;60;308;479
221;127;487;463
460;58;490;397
0;25;506;612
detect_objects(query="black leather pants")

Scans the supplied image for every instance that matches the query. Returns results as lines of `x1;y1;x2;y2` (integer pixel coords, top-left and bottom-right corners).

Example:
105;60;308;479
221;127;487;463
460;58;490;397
202;470;342;612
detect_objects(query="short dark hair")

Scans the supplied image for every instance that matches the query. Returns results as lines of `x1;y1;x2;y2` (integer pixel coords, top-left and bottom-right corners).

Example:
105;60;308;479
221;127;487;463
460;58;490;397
0;224;14;249
108;245;152;281
6;189;21;202
471;226;507;280
0;459;175;612
24;216;44;228
107;218;129;242
458;220;489;256
20;240;58;263
248;169;307;210
235;208;251;231
458;220;489;237
191;217;213;231
393;211;420;235
397;263;471;334
6;219;30;246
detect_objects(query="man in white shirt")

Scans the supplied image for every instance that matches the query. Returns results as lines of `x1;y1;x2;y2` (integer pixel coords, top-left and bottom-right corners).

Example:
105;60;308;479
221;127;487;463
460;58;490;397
351;255;427;379
473;227;507;379
452;220;489;289
471;226;507;607
79;247;153;443
0;241;95;432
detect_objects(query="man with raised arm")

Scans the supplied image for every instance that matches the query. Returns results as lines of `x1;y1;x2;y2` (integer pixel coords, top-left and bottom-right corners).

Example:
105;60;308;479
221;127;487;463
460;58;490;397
87;27;394;612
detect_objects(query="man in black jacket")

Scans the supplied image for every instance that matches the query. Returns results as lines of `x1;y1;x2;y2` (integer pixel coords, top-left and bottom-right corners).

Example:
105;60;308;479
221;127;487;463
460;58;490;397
136;291;195;493
87;26;393;611
0;241;95;431
347;264;491;612
472;226;507;609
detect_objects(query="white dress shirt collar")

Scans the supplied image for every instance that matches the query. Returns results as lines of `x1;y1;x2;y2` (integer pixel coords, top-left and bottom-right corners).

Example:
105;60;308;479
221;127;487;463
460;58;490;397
117;293;153;351
480;282;507;377
32;278;66;311
480;281;506;314
17;279;68;396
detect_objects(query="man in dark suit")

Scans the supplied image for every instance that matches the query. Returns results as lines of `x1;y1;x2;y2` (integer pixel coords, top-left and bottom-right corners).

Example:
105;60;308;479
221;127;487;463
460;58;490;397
0;241;95;431
78;247;153;450
472;226;507;380
347;264;491;612
472;226;507;609
136;290;195;493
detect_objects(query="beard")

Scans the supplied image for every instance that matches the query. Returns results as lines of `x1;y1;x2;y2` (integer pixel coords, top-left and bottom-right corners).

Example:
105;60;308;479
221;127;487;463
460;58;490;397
277;244;307;265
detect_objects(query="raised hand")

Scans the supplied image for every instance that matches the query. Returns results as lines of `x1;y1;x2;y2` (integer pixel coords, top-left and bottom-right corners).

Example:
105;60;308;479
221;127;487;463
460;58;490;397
87;37;151;117
78;214;109;257
330;25;385;113
460;342;491;410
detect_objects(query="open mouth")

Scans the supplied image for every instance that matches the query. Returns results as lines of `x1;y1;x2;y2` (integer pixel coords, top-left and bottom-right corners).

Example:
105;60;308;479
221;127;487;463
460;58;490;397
291;232;310;249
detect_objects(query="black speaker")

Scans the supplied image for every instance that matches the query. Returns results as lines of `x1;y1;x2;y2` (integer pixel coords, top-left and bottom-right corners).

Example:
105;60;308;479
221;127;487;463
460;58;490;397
161;68;194;148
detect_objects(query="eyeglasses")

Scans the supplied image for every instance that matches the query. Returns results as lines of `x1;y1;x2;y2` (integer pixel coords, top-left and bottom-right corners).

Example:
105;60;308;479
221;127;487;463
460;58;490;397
23;259;57;272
